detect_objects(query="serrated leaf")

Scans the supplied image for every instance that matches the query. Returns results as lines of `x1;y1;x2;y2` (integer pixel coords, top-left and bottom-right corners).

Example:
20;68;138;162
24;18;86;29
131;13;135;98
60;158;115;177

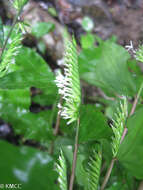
79;40;136;96
117;107;143;179
0;140;59;190
0;47;57;92
79;104;112;143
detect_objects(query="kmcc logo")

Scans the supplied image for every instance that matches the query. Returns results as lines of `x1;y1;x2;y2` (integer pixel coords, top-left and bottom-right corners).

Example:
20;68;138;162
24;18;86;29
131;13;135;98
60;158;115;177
5;184;21;189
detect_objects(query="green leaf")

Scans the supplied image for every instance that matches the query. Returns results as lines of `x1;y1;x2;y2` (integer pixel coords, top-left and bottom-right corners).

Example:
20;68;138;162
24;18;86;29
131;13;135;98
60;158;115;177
82;16;94;32
3;111;53;142
105;182;128;190
0;88;30;109
80;33;95;49
31;22;55;38
79;40;136;96
13;0;29;10
0;140;59;190
48;7;57;17
0;47;57;92
117;107;143;179
79;104;112;143
0;88;53;142
32;93;57;106
0;17;4;47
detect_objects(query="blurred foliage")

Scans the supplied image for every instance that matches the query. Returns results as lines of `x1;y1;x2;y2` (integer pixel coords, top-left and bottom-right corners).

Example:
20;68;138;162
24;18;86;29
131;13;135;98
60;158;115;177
31;22;55;38
0;140;59;190
82;16;94;32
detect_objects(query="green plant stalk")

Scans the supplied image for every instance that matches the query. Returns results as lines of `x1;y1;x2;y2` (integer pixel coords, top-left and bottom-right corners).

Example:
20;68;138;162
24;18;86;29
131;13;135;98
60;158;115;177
69;118;80;190
0;5;23;62
129;82;143;117
121;82;143;143
100;158;116;190
101;83;143;190
49;97;62;155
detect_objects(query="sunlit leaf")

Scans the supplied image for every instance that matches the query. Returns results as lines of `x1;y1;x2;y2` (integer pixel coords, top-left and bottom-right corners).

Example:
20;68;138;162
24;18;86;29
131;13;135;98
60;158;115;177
79;40;136;96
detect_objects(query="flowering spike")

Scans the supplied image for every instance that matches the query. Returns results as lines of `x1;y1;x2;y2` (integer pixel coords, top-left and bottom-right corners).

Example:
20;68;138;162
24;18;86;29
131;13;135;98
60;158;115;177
0;26;22;77
55;31;81;124
111;97;128;157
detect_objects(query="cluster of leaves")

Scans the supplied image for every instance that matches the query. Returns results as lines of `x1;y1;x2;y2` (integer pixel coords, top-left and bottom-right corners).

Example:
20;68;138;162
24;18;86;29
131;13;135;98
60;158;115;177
1;1;143;190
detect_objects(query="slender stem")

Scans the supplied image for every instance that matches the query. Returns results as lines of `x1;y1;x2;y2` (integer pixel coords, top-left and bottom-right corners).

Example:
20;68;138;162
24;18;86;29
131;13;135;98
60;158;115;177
69;119;80;190
49;96;63;155
49;112;61;154
100;158;116;190
0;6;23;61
120;82;143;143
120;127;128;144
129;82;143;117
54;109;61;136
49;114;61;155
138;181;143;190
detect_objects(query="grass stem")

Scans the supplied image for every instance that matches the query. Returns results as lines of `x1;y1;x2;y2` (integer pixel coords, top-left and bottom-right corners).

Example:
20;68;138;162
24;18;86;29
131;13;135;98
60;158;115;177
69;118;80;190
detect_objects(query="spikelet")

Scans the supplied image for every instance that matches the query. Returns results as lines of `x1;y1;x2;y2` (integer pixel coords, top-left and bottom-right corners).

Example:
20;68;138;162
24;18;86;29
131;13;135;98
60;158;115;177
56;150;67;190
55;31;81;125
125;41;143;63
87;145;102;190
0;26;22;77
111;97;128;157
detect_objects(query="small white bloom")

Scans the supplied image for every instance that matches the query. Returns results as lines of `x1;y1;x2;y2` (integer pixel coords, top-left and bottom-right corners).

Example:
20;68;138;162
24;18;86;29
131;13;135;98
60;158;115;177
54;33;81;125
57;58;64;66
125;41;136;53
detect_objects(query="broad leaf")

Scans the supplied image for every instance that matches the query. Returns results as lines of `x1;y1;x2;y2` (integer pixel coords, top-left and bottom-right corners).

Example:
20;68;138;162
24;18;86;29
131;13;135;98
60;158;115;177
0;88;30;109
0;47;57;92
79;40;136;96
79;104;112;143
0;89;53;142
0;140;59;190
117;107;143;179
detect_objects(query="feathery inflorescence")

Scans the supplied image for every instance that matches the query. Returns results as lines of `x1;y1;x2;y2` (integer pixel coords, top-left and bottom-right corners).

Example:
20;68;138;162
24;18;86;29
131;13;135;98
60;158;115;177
56;150;67;190
125;41;143;63
0;27;22;77
13;0;28;10
111;97;128;157
87;145;102;190
135;45;143;63
0;0;28;77
55;31;81;125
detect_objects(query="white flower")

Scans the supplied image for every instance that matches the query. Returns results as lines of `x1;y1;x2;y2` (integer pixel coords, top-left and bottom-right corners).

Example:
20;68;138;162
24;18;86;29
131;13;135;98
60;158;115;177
125;41;136;53
54;34;81;125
